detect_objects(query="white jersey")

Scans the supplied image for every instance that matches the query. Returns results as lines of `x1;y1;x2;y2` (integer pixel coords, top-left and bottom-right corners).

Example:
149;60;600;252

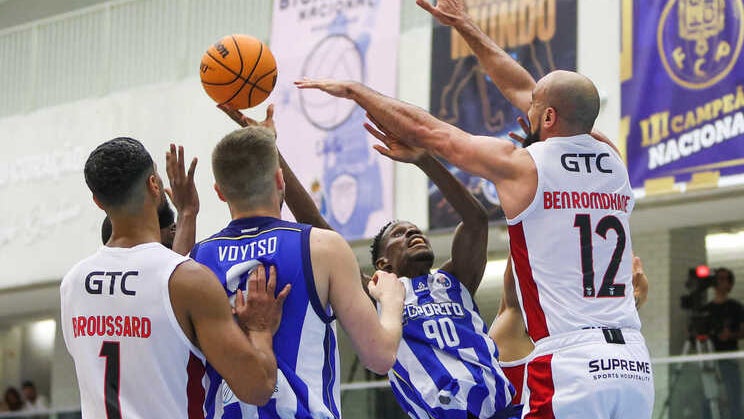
507;135;641;342
61;243;209;419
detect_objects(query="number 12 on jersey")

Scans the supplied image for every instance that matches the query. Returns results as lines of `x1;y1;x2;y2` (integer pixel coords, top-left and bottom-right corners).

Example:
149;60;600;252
574;214;626;298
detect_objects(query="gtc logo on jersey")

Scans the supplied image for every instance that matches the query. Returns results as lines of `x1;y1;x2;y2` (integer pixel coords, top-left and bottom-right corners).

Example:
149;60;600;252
85;271;138;296
658;0;744;89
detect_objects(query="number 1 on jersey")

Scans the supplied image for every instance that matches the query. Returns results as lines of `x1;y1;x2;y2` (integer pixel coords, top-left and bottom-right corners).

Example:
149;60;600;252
100;341;122;419
574;214;626;298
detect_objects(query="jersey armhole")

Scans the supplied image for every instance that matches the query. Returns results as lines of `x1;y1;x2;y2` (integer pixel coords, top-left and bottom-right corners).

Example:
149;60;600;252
302;226;336;324
506;147;544;225
162;258;206;359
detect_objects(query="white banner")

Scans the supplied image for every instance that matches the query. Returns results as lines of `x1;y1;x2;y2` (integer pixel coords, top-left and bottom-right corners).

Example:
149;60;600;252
270;0;400;240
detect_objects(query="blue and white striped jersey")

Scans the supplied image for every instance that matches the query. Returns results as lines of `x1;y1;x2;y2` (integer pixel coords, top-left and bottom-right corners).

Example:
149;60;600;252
388;271;515;419
191;216;340;419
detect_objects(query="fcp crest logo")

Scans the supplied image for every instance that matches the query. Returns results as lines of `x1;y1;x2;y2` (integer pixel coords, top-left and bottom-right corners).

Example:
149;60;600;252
657;0;743;89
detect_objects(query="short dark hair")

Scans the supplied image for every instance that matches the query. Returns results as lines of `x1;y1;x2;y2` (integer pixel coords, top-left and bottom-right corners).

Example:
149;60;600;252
370;220;398;266
101;216;112;244
84;137;154;209
212;127;278;204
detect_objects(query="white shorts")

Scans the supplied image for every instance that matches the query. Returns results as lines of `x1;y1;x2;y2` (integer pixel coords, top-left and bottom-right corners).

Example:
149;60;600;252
521;328;654;419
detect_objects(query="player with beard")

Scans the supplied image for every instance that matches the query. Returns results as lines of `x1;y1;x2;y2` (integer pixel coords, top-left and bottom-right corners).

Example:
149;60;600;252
61;137;286;418
219;106;520;419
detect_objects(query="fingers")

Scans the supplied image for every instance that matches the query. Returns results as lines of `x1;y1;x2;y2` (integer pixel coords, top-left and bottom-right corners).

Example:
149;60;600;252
517;116;529;133
248;265;261;296
416;0;436;14
177;145;185;179
165;144;177;183
187;157;198;181
372;144;393;159
276;284;291;303
218;104;253;127
164;187;174;202
235;288;245;309
265;104;274;122
266;265;277;296
364;122;389;143
508;131;525;144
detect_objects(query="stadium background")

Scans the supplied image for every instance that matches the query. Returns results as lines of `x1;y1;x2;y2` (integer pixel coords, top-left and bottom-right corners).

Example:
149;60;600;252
0;0;742;418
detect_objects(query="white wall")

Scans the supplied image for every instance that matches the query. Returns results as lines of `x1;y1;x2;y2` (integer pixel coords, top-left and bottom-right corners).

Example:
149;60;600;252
0;78;277;288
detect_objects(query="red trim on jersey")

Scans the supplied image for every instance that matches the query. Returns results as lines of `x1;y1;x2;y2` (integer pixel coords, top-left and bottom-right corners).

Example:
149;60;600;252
186;353;206;419
502;363;526;403
508;222;549;341
525;354;556;419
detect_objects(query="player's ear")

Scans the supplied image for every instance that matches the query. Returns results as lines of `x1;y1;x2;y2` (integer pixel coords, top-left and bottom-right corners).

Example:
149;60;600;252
146;173;160;198
92;195;105;210
213;183;227;202
375;256;392;272
543;107;557;128
275;168;285;192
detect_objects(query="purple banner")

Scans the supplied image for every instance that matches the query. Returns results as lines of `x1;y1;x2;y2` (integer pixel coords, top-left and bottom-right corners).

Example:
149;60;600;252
622;0;744;188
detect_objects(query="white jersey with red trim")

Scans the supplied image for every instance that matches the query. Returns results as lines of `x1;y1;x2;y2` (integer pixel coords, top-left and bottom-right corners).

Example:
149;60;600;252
507;134;641;342
61;243;209;419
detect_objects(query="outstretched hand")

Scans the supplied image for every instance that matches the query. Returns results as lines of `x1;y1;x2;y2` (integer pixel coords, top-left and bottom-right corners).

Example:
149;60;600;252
507;116;530;144
218;103;277;138
165;144;199;217
234;264;291;336
294;78;356;99
416;0;468;27
365;113;426;164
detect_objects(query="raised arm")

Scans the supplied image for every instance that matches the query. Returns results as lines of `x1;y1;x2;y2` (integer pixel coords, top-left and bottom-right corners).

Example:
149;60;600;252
417;0;534;114
311;228;403;374
219;104;332;230
169;261;288;405
295;80;522;185
165;144;199;256
365;121;488;296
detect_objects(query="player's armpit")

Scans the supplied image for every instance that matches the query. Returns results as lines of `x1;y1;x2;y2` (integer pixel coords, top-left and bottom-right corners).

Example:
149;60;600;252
169;260;277;405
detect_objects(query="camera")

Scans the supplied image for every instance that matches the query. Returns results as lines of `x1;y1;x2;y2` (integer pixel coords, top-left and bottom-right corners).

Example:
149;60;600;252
681;266;716;311
680;265;716;336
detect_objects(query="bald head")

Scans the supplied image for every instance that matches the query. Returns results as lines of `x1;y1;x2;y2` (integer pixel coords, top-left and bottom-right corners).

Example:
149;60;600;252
536;70;600;133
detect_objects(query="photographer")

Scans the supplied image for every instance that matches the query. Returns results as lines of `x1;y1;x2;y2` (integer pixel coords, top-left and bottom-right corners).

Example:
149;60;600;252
703;268;743;419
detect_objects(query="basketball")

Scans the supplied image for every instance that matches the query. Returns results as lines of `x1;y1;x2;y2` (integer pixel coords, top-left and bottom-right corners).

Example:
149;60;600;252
199;34;278;109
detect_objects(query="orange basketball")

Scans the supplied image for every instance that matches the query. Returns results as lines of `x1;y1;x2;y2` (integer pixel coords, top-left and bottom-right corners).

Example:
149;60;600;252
199;34;278;109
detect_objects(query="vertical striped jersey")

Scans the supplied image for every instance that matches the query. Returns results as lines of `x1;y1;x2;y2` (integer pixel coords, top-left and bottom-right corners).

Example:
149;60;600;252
387;270;514;419
507;135;641;342
191;217;340;419
60;243;208;419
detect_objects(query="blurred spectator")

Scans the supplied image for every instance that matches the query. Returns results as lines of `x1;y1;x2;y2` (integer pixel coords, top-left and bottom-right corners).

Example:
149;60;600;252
21;381;48;412
703;268;743;419
3;387;23;412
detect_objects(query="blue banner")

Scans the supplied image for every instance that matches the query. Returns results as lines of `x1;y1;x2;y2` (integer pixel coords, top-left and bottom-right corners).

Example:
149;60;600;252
428;0;577;230
622;0;744;189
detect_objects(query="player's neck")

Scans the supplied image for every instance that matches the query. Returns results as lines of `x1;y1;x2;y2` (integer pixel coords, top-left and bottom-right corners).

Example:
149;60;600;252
106;213;161;248
229;206;281;221
398;262;432;279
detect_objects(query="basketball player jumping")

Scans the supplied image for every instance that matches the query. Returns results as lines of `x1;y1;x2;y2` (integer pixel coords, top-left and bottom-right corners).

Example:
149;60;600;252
189;122;405;418
296;23;655;419
61;137;288;418
416;1;653;412
220;105;520;419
